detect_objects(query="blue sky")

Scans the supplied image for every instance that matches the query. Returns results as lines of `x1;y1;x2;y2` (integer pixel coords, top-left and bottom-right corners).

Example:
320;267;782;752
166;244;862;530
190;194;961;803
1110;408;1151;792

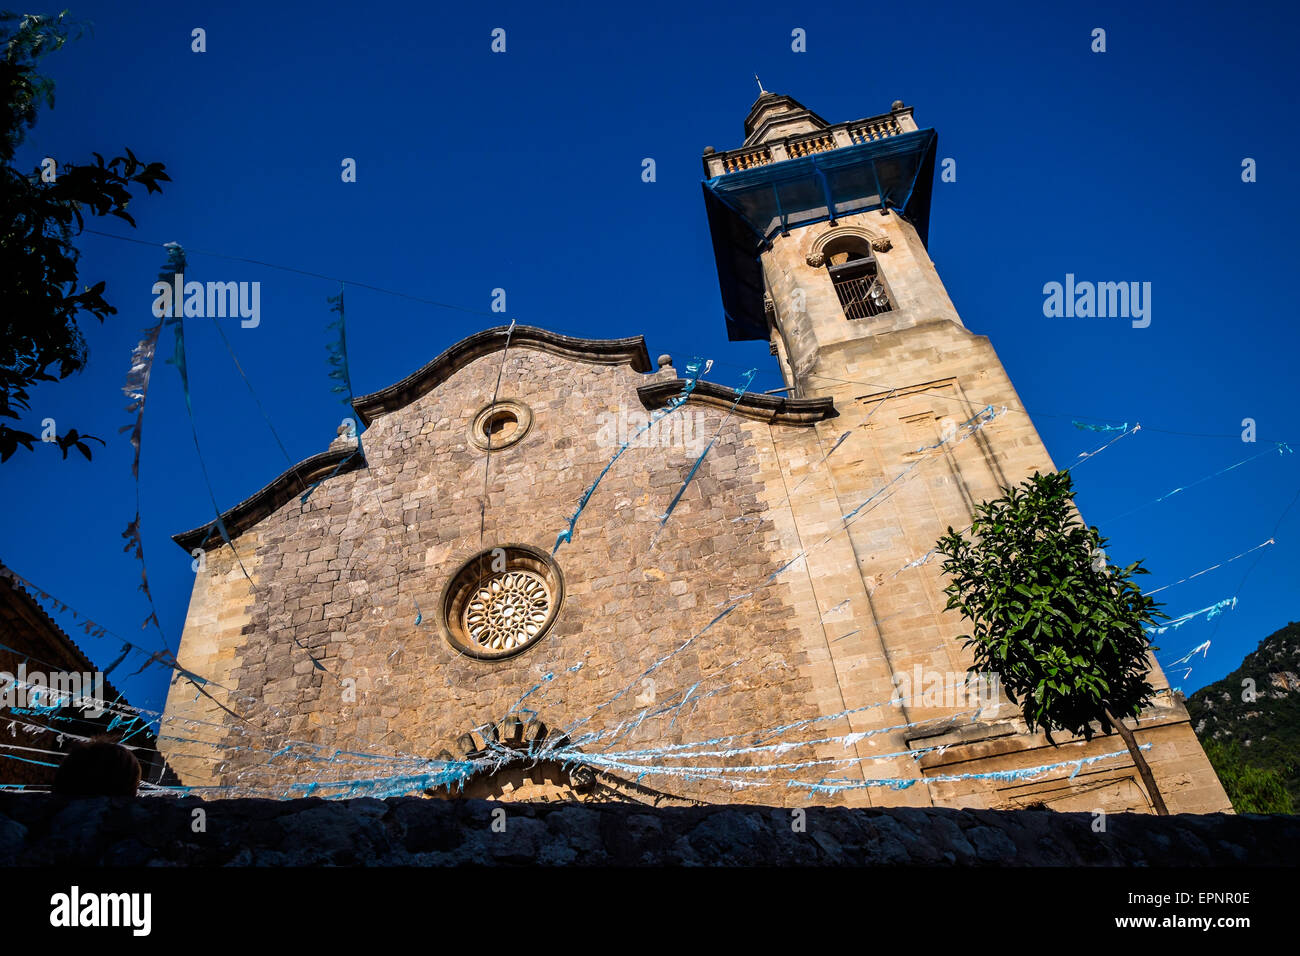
3;0;1297;716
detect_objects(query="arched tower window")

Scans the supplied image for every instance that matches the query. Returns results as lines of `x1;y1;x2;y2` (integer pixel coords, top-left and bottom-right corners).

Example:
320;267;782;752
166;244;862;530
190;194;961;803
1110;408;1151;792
822;236;892;320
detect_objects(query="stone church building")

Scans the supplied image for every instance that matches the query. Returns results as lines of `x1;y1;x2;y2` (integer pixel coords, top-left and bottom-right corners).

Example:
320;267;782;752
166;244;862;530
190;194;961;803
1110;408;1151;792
163;93;1231;813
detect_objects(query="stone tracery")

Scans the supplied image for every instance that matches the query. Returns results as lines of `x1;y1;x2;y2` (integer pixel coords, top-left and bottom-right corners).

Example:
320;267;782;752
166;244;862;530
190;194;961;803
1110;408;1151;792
463;570;551;653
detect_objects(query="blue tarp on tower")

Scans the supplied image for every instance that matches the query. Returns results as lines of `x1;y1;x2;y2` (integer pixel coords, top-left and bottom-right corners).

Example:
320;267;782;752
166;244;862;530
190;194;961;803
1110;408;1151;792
702;128;938;341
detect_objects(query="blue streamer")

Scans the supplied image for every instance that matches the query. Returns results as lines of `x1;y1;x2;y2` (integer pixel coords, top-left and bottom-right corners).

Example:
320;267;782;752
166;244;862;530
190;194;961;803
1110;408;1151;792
554;358;711;552
1145;597;1237;635
655;367;757;535
119;277;170;644
161;246;252;583
301;286;365;505
1104;442;1291;522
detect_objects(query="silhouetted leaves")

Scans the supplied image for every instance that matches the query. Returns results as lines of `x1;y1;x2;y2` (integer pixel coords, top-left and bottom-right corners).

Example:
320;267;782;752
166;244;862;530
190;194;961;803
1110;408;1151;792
0;11;168;463
53;426;103;460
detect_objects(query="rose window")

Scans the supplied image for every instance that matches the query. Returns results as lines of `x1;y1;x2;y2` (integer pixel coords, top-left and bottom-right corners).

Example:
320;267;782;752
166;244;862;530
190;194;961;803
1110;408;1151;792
463;570;552;652
440;545;564;660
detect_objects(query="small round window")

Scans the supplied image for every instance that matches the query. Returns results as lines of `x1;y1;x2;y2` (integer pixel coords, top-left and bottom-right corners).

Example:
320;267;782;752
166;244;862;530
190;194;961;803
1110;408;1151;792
470;399;532;451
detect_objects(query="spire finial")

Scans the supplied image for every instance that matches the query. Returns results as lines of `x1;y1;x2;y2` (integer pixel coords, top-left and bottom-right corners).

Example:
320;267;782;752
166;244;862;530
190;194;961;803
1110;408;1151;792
755;74;767;95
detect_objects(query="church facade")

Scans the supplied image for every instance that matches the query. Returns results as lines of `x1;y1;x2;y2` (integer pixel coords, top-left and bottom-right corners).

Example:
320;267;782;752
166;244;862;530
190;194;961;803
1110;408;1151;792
162;93;1231;813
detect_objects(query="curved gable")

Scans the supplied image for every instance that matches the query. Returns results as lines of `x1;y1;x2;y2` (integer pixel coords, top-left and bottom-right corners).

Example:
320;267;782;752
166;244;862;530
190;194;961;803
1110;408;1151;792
352;325;652;427
173;326;652;551
173;446;366;552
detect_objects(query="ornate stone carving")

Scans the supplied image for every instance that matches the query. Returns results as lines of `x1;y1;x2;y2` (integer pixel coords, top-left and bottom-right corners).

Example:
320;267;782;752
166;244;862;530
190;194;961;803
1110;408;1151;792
441;544;564;660
463;570;552;653
438;714;698;805
806;226;890;267
763;292;775;314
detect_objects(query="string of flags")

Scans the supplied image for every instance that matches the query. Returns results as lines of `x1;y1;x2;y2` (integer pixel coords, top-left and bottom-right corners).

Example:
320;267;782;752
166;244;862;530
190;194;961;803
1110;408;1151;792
1145;597;1237;635
301;285;362;504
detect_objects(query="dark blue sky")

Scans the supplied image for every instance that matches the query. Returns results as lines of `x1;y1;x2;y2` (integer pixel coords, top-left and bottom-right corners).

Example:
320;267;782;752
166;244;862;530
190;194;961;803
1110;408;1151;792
3;0;1297;716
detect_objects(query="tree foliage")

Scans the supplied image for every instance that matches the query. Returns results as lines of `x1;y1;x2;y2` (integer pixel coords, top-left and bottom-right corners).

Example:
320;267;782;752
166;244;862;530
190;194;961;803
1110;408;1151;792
1203;739;1294;814
936;470;1176;812
0;10;169;462
936;470;1165;738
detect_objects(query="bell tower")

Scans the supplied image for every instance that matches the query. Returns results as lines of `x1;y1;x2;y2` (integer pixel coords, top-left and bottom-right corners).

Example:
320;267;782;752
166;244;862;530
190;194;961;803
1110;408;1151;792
697;92;1231;812
702;91;960;397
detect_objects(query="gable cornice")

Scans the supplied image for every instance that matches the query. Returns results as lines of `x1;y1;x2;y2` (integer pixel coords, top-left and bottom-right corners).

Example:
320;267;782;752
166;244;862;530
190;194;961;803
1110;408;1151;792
637;379;837;425
172;446;366;552
173;326;653;550
352;325;653;427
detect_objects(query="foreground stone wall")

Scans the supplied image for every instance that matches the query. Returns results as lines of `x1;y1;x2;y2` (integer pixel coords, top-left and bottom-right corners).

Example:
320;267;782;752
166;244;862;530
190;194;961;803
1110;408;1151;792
1;793;1293;867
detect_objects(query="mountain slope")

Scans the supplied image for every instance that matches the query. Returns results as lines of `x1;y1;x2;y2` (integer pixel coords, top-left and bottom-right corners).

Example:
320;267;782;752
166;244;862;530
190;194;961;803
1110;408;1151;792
1186;620;1300;810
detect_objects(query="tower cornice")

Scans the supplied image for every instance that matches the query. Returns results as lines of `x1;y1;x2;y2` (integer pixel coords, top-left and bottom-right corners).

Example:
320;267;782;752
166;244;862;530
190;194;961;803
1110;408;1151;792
637;378;836;424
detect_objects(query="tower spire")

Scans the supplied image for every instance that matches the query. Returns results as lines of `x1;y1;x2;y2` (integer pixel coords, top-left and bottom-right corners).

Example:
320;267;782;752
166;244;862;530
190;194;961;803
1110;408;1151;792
755;74;767;95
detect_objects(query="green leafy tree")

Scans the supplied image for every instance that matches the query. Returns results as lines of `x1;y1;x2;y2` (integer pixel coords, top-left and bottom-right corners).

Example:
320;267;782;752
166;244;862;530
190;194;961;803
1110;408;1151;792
1202;739;1294;815
936;470;1172;814
0;10;169;462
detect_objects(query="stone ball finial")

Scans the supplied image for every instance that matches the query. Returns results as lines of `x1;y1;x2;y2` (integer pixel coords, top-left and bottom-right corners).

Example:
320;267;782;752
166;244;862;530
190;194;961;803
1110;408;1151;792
891;100;905;111
657;354;673;370
702;146;715;155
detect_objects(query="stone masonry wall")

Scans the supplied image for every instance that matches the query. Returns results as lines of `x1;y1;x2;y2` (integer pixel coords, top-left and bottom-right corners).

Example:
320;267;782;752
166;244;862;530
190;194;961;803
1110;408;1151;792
161;201;1232;815
164;346;838;806
756;208;1231;813
163;328;1232;814
3;792;1294;867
